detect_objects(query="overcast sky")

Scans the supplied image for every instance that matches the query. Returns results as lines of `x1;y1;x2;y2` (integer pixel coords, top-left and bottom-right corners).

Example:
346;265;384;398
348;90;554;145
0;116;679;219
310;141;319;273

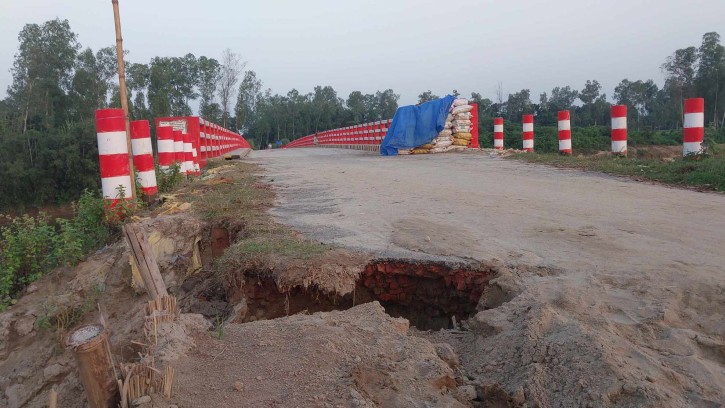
1;0;724;106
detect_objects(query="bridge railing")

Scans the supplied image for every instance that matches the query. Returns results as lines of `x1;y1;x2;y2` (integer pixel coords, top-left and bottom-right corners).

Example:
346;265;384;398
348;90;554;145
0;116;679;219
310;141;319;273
283;119;393;151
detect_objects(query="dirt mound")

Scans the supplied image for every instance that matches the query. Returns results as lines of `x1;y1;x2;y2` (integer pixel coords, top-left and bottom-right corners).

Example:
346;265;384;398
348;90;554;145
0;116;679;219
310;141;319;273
171;302;474;407
0;213;208;408
423;265;725;407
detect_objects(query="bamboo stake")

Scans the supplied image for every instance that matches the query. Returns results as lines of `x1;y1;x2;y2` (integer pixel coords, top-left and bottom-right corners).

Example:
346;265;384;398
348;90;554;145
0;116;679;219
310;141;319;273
111;0;136;200
48;385;57;408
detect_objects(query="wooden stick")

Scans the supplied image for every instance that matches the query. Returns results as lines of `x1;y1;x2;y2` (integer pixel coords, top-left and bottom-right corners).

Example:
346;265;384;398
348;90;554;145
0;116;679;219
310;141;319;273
123;223;168;300
48;385;58;408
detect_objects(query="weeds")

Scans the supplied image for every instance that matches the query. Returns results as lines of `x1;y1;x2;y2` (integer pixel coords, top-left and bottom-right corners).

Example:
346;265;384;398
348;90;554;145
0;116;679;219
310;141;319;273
156;163;184;194
184;161;330;278
214;313;225;339
510;145;725;191
35;282;105;334
0;190;113;310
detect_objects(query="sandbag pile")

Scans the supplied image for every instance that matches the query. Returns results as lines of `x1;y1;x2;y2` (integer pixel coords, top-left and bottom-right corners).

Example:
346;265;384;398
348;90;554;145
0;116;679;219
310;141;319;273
449;98;474;150
410;98;473;154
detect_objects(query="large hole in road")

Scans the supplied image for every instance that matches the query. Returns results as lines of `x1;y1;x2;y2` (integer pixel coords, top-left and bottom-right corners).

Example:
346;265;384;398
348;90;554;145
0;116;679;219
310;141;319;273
184;260;495;331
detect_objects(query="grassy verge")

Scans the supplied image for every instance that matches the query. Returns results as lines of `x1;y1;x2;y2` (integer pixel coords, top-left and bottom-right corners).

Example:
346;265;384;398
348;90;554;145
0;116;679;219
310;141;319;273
509;145;725;192
181;161;329;274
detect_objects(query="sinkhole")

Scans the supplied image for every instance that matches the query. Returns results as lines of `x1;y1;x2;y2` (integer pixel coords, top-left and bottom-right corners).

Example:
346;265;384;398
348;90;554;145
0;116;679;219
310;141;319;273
183;260;495;331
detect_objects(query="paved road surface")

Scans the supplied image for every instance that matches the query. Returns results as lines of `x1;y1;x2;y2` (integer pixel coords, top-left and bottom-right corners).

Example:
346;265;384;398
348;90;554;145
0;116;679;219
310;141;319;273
248;148;724;280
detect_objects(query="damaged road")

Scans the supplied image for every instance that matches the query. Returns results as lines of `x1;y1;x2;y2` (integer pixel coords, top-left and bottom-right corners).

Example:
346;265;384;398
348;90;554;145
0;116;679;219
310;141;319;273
245;148;725;407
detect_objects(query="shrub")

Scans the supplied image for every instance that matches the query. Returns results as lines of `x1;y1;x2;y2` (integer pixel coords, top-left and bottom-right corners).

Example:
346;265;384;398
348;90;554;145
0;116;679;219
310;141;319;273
0;190;110;310
156;163;184;193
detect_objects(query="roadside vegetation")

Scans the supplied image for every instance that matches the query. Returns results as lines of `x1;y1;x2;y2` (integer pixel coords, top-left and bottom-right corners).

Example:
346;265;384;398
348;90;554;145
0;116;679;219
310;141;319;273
509;144;725;192
182;162;328;276
0;163;186;310
0;190;115;310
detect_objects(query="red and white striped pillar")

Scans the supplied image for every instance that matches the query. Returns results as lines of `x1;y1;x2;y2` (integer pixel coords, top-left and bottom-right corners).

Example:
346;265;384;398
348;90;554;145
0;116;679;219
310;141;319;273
493;117;504;150
173;130;184;166
191;135;201;175
200;120;208;163
213;125;219;157
157;126;175;170
683;98;704;156
130;120;157;196
611;105;627;155
522;114;534;152
183;132;194;174
558;110;572;155
95;108;132;203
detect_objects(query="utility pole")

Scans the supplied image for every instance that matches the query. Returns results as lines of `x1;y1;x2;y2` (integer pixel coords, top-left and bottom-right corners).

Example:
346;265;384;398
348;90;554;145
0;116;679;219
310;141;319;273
112;0;136;200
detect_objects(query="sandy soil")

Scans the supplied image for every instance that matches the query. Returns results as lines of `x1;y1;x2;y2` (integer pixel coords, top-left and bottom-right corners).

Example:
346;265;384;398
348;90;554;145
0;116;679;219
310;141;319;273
244;148;725;407
171;302;475;408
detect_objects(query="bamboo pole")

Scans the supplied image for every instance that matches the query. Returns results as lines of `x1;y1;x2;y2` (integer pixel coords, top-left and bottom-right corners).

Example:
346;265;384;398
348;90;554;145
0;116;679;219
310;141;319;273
111;0;136;200
67;325;119;408
48;385;58;408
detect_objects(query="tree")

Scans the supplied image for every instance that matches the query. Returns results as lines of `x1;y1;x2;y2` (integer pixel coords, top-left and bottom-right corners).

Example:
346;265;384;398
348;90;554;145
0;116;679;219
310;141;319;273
376;89;399;120
8;19;80;135
662;46;698;119
469;92;493;122
218;49;245;128
417;90;439;104
506;89;532;121
197;56;221;119
548;86;579;112
578;80;608;126
235;70;262;131
347;91;366;123
579;80;602;105
614;79;659;128
126;62;151;119
695;32;725;127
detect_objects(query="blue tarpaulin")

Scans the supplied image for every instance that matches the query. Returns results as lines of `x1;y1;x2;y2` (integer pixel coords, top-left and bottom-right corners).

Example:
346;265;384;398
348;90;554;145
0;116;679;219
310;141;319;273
380;95;455;156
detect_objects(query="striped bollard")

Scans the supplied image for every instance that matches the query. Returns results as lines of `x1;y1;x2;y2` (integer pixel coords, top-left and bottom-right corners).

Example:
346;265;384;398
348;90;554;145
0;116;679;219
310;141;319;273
200;120;208;164
183;132;193;174
95;109;133;204
493;117;504;150
130;120;158;196
173;130;184;165
611;105;627;155
157;126;175;170
192;140;201;175
558;110;572;155
683;98;704;156
522;114;534;152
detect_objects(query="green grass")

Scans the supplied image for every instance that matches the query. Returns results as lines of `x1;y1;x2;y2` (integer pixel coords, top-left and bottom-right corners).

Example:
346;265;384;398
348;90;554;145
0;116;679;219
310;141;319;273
225;235;327;261
510;146;725;192
184;161;330;277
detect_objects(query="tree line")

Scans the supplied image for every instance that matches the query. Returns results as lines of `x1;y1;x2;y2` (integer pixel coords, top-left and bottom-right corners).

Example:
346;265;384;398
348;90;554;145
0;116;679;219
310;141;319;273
0;18;723;209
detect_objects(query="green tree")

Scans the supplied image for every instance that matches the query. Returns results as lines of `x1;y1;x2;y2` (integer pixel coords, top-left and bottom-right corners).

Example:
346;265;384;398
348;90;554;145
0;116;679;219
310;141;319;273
197;56;221;119
7;19;80;135
548;86;579;112
506;89;532;122
695;32;725;127
417;90;439;104
235;70;262;131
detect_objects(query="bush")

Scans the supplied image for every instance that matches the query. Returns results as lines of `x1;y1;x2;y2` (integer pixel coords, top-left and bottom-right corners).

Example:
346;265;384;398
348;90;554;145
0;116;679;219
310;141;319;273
156;163;184;193
0;189;110;310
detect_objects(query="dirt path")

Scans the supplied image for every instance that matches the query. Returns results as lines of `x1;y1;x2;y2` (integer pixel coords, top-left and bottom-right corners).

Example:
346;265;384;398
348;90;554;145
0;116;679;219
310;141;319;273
238;148;725;406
